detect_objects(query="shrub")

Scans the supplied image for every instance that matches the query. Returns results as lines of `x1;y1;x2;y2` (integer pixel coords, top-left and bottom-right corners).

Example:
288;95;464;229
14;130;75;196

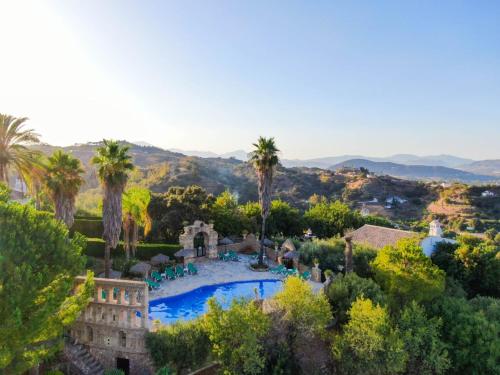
104;370;125;375
372;239;445;308
299;238;377;278
332;297;407;375
146;319;210;374
71;218;104;238
274;276;332;336
429;296;500;374
85;238;181;260
0;202;94;373
203;298;269;375
325;273;385;327
398;302;449;375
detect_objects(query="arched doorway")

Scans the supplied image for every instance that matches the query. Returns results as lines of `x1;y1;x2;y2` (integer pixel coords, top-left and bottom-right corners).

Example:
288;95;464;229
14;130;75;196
194;232;207;257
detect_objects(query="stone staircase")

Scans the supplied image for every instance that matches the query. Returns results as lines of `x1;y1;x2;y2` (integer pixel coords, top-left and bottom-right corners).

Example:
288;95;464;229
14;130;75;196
64;336;104;375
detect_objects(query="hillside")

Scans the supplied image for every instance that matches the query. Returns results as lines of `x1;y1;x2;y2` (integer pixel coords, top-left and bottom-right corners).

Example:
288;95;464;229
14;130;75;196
33;142;345;210
329;159;496;183
32;142;500;228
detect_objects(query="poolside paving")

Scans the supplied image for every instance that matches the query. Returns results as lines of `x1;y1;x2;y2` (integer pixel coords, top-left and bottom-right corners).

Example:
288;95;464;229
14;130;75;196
149;254;323;299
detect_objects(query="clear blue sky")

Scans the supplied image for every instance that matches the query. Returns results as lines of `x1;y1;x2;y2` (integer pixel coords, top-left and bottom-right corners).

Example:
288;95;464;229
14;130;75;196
1;0;499;159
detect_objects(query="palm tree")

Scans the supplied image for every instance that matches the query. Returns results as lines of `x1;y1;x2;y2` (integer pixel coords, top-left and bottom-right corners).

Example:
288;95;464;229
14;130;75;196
0;114;40;183
122;187;151;259
249;136;279;266
44;150;84;227
92;140;134;277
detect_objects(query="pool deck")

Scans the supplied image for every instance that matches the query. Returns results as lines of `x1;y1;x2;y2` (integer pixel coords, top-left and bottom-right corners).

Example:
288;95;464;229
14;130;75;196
149;255;323;300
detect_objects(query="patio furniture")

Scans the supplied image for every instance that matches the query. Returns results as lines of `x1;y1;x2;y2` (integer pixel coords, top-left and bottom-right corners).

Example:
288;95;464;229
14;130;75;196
164;267;176;280
144;278;160;290
187;263;198;275
175;265;185;277
151;271;163;282
300;271;311;280
270;265;286;274
286;268;298;276
227;250;239;261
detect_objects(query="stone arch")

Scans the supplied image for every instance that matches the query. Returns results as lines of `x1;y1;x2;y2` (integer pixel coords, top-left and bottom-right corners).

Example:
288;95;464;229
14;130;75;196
179;220;218;258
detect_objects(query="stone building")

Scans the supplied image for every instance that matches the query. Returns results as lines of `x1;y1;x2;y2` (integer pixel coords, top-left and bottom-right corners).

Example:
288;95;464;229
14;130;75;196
69;277;153;375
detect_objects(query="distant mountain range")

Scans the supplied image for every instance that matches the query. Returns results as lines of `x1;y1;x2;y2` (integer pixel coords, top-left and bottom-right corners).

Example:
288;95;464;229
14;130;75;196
329;159;496;182
281;154;475;169
458;160;500;177
127;142;500;182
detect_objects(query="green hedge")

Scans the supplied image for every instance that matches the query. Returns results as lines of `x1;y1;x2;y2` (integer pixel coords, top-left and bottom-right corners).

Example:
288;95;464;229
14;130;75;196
71;218;104;238
85;238;181;260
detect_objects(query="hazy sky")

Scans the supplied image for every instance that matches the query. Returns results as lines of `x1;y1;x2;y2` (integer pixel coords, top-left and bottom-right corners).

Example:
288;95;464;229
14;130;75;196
1;1;499;159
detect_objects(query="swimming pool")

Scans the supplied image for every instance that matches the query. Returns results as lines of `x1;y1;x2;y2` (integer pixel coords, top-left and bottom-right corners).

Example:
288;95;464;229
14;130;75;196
149;279;283;324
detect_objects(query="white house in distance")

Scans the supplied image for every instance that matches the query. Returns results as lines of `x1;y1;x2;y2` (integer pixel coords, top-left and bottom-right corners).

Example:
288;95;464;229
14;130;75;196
420;220;457;256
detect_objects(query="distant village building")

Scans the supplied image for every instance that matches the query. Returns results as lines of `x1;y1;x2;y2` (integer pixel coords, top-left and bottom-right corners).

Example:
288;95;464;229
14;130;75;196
481;190;496;197
360;205;370;217
420;220;456;256
385;196;407;205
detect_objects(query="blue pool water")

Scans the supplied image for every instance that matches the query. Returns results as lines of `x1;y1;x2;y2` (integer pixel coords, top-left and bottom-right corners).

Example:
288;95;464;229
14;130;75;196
149;279;282;324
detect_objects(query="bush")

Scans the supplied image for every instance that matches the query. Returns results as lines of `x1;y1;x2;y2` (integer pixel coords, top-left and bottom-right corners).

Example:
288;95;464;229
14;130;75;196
326;273;385;327
299;238;377;278
332;297;407;375
429;296;500;374
104;370;125;375
146;319;210;374
372;239;445;308
274;276;332;336
204;298;270;375
71;218;104;238
85;238;181;260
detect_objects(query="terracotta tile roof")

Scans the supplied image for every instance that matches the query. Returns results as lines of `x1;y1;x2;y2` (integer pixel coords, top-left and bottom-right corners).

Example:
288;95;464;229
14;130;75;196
346;224;418;250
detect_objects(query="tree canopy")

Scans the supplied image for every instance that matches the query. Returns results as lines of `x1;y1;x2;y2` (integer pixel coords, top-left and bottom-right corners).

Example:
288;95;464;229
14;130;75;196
304;200;363;238
203;297;270;375
372;238;445;307
0;202;94;373
0;114;40;183
332;297;407;375
326;272;385;327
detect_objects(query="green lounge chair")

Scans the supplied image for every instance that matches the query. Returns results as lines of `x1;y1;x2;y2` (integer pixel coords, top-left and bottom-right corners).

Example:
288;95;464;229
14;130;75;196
164;267;176;280
144;278;160;290
286;268;298;277
187;263;198;275
151;271;163;282
279;267;290;276
175;265;185;277
300;271;311;280
228;250;239;261
270;265;286;274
